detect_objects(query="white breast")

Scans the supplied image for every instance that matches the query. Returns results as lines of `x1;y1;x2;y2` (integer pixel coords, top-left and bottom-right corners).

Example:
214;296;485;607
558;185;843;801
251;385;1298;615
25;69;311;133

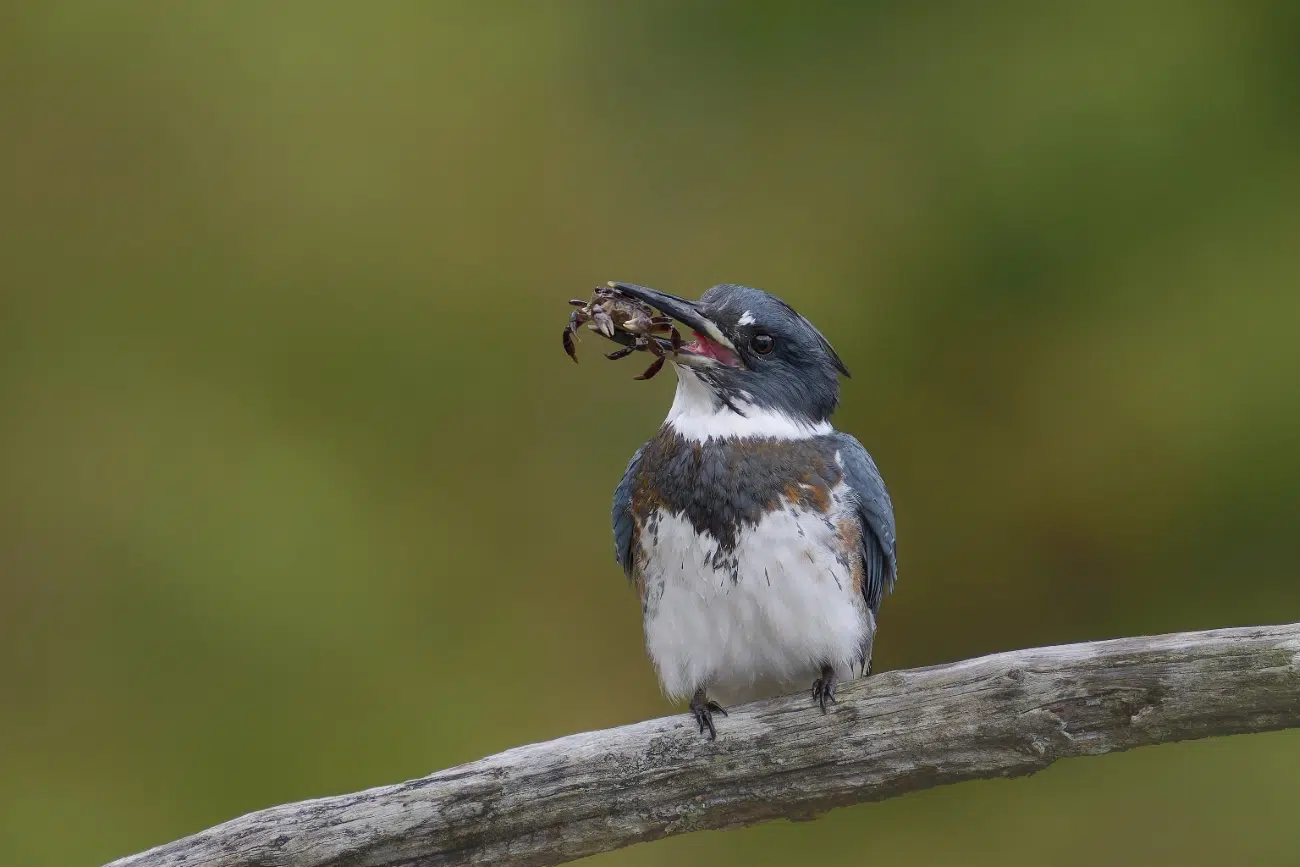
639;488;871;706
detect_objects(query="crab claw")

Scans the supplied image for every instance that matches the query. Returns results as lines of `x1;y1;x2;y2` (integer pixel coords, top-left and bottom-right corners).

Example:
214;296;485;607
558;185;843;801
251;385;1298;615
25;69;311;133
589;308;616;338
622;315;653;334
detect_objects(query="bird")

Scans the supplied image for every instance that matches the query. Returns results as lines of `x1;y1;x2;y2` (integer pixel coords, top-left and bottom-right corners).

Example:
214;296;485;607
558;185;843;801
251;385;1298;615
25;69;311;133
608;282;898;739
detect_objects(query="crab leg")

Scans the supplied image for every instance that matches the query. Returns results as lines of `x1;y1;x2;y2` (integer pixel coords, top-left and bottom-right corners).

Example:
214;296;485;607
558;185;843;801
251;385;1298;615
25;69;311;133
634;355;666;380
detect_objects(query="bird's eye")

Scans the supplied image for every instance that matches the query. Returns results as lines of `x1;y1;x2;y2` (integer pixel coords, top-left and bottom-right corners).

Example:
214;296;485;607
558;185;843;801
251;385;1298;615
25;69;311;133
750;333;775;355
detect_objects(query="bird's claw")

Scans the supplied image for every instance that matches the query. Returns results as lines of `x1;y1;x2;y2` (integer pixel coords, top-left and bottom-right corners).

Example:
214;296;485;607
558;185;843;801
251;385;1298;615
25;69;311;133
689;689;728;740
811;666;838;714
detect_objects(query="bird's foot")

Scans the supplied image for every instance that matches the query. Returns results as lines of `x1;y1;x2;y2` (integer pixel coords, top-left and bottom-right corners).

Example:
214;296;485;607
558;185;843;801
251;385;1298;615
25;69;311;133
811;664;838;714
689;688;728;740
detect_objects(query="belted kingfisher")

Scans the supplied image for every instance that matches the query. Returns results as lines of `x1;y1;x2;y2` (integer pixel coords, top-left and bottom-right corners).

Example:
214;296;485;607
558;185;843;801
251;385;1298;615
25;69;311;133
609;282;898;739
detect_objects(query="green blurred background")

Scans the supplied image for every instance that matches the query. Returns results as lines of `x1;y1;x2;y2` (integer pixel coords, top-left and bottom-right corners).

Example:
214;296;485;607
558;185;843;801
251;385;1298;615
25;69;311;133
2;2;1298;865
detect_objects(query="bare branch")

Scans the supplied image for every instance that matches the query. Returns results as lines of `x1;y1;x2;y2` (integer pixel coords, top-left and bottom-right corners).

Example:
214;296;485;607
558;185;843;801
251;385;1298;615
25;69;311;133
106;623;1300;867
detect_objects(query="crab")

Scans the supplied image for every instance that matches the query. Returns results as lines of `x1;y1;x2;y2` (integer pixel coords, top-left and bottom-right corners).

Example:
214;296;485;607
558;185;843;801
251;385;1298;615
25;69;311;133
562;286;682;380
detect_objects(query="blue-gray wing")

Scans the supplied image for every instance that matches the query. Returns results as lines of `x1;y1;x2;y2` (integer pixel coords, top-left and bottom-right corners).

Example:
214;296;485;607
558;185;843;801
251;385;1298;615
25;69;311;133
832;433;898;614
612;444;646;579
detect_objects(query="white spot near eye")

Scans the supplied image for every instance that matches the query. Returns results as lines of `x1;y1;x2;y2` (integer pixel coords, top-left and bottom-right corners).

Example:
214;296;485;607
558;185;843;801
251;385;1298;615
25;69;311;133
738;311;756;326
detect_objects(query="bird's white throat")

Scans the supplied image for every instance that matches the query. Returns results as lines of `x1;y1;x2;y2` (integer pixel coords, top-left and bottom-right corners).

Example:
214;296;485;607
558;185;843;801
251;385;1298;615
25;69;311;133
663;366;833;442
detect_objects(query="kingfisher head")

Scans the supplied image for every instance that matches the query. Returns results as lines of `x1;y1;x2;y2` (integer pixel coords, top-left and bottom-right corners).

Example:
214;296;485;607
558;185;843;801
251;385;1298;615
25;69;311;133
609;282;850;440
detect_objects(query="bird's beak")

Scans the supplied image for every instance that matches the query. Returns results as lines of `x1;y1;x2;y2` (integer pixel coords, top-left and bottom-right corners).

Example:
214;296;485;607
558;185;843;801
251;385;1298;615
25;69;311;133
606;282;743;368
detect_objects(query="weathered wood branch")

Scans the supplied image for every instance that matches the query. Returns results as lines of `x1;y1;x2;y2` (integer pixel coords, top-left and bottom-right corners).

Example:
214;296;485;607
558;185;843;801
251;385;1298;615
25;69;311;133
107;623;1300;867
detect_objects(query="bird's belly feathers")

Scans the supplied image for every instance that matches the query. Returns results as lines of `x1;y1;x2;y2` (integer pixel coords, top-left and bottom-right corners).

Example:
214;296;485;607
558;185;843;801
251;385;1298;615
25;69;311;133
639;500;870;706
